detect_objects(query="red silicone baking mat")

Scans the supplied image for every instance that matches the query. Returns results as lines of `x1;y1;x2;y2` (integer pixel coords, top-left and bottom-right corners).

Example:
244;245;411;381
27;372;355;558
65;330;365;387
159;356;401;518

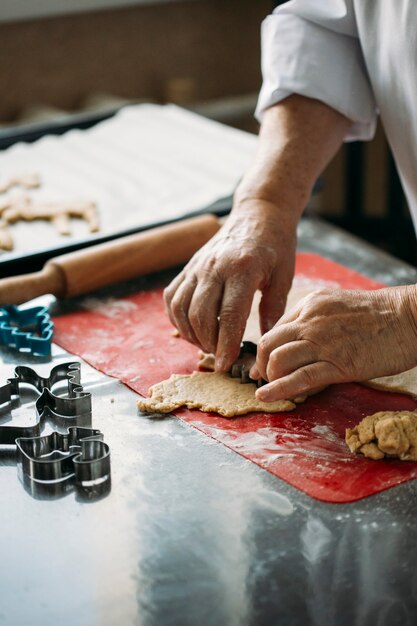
53;253;417;503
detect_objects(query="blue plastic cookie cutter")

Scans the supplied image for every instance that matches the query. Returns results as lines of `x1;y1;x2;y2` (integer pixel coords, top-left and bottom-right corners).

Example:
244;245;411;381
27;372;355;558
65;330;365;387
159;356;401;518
0;305;54;356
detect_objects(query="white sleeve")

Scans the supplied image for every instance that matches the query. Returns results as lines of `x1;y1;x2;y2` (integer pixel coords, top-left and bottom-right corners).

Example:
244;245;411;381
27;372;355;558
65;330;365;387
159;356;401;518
255;0;377;142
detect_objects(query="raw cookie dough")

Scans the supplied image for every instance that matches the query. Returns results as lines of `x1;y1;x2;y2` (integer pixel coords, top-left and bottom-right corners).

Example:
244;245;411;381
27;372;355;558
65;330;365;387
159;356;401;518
152;286;322;417
366;367;417;398
166;284;417;421
0;194;99;235
0;173;40;194
198;351;216;370
137;371;299;417
346;410;417;460
0;191;100;250
0;222;13;251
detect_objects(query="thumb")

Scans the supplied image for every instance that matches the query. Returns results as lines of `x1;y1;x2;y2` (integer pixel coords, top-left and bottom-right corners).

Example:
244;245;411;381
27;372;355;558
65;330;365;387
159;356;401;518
259;274;289;335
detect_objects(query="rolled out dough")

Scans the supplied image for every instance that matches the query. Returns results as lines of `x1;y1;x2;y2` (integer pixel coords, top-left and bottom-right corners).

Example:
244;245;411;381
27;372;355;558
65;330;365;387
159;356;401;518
138;286;319;418
366;367;417;398
346;410;417;461
137;371;298;417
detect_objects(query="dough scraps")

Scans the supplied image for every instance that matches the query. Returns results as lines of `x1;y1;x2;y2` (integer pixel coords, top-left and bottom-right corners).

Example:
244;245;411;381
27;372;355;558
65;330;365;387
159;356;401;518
0;173;40;194
366;367;417;398
137;371;299;417
346;410;417;460
0;174;100;251
0;194;99;235
0;222;13;251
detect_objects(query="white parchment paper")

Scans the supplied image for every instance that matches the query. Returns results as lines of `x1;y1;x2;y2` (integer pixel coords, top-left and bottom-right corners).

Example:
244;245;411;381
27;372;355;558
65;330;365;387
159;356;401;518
0;104;257;257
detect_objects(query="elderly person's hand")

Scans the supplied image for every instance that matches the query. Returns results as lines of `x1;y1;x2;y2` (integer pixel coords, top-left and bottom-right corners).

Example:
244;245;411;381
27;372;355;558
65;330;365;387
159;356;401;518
165;94;352;373
164;199;297;372
251;286;417;401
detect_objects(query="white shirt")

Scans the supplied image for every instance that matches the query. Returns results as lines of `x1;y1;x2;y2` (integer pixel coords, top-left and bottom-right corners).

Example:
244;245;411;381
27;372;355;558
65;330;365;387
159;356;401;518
256;1;417;228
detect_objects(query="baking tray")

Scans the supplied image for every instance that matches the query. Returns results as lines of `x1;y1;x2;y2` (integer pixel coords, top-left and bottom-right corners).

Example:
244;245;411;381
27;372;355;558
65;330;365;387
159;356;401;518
0;108;234;278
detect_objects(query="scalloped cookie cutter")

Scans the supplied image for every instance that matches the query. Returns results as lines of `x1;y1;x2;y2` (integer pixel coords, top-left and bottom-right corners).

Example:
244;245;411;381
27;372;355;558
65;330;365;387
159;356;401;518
16;426;111;497
230;341;266;386
0;362;111;497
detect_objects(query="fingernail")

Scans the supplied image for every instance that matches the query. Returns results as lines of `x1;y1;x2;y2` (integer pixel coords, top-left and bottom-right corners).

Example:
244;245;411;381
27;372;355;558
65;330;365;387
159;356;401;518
215;357;230;372
256;385;271;402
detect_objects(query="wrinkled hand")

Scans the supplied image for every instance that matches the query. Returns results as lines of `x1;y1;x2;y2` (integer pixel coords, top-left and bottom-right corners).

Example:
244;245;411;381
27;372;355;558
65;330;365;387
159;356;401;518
251;286;417;402
164;200;297;371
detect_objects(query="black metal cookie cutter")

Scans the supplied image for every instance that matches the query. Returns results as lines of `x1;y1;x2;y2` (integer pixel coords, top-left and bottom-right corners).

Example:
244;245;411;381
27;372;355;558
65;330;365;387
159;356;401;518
229;341;266;387
0;362;111;497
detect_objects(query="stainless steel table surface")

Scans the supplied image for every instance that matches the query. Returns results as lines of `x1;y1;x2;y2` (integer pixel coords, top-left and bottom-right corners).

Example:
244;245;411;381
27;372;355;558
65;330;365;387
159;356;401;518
1;218;417;626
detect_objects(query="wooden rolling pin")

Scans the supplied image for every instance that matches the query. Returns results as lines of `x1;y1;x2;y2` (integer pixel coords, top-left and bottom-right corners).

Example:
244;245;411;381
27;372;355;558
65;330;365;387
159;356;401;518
0;214;221;305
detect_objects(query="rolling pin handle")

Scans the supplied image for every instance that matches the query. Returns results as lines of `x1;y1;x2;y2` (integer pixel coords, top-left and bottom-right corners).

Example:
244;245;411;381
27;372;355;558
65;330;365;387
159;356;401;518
0;264;64;305
0;214;220;305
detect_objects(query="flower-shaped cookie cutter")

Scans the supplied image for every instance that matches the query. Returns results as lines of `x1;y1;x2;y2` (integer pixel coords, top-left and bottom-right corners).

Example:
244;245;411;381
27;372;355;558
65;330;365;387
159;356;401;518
0;305;54;356
0;362;111;497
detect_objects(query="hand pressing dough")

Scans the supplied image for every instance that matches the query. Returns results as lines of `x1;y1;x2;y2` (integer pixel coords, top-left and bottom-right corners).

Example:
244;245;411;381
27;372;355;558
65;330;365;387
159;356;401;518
195;287;315;371
156;279;414;419
346;410;417;460
137;371;299;417
195;288;417;401
150;286;327;418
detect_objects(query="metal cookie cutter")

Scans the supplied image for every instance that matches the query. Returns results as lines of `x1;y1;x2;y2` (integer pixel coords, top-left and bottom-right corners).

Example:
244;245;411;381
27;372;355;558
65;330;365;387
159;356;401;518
0;305;54;356
16;427;110;498
0;362;91;443
0;362;111;497
230;341;266;387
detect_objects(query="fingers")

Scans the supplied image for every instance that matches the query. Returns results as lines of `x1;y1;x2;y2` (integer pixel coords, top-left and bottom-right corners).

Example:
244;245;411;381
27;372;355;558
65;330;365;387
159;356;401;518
216;279;257;372
164;272;185;326
188;280;223;353
259;275;288;334
254;290;310;378
249;363;262;381
165;268;255;362
265;340;317;381
249;338;316;383
164;274;200;346
252;322;299;381
256;361;340;402
164;271;185;309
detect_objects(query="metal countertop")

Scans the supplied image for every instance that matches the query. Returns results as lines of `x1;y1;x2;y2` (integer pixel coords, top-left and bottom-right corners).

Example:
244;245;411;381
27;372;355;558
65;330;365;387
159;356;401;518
1;217;417;626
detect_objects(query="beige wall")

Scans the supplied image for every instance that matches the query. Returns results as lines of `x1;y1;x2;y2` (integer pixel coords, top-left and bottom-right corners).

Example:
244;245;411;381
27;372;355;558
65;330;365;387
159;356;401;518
0;0;271;121
1;1;409;257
